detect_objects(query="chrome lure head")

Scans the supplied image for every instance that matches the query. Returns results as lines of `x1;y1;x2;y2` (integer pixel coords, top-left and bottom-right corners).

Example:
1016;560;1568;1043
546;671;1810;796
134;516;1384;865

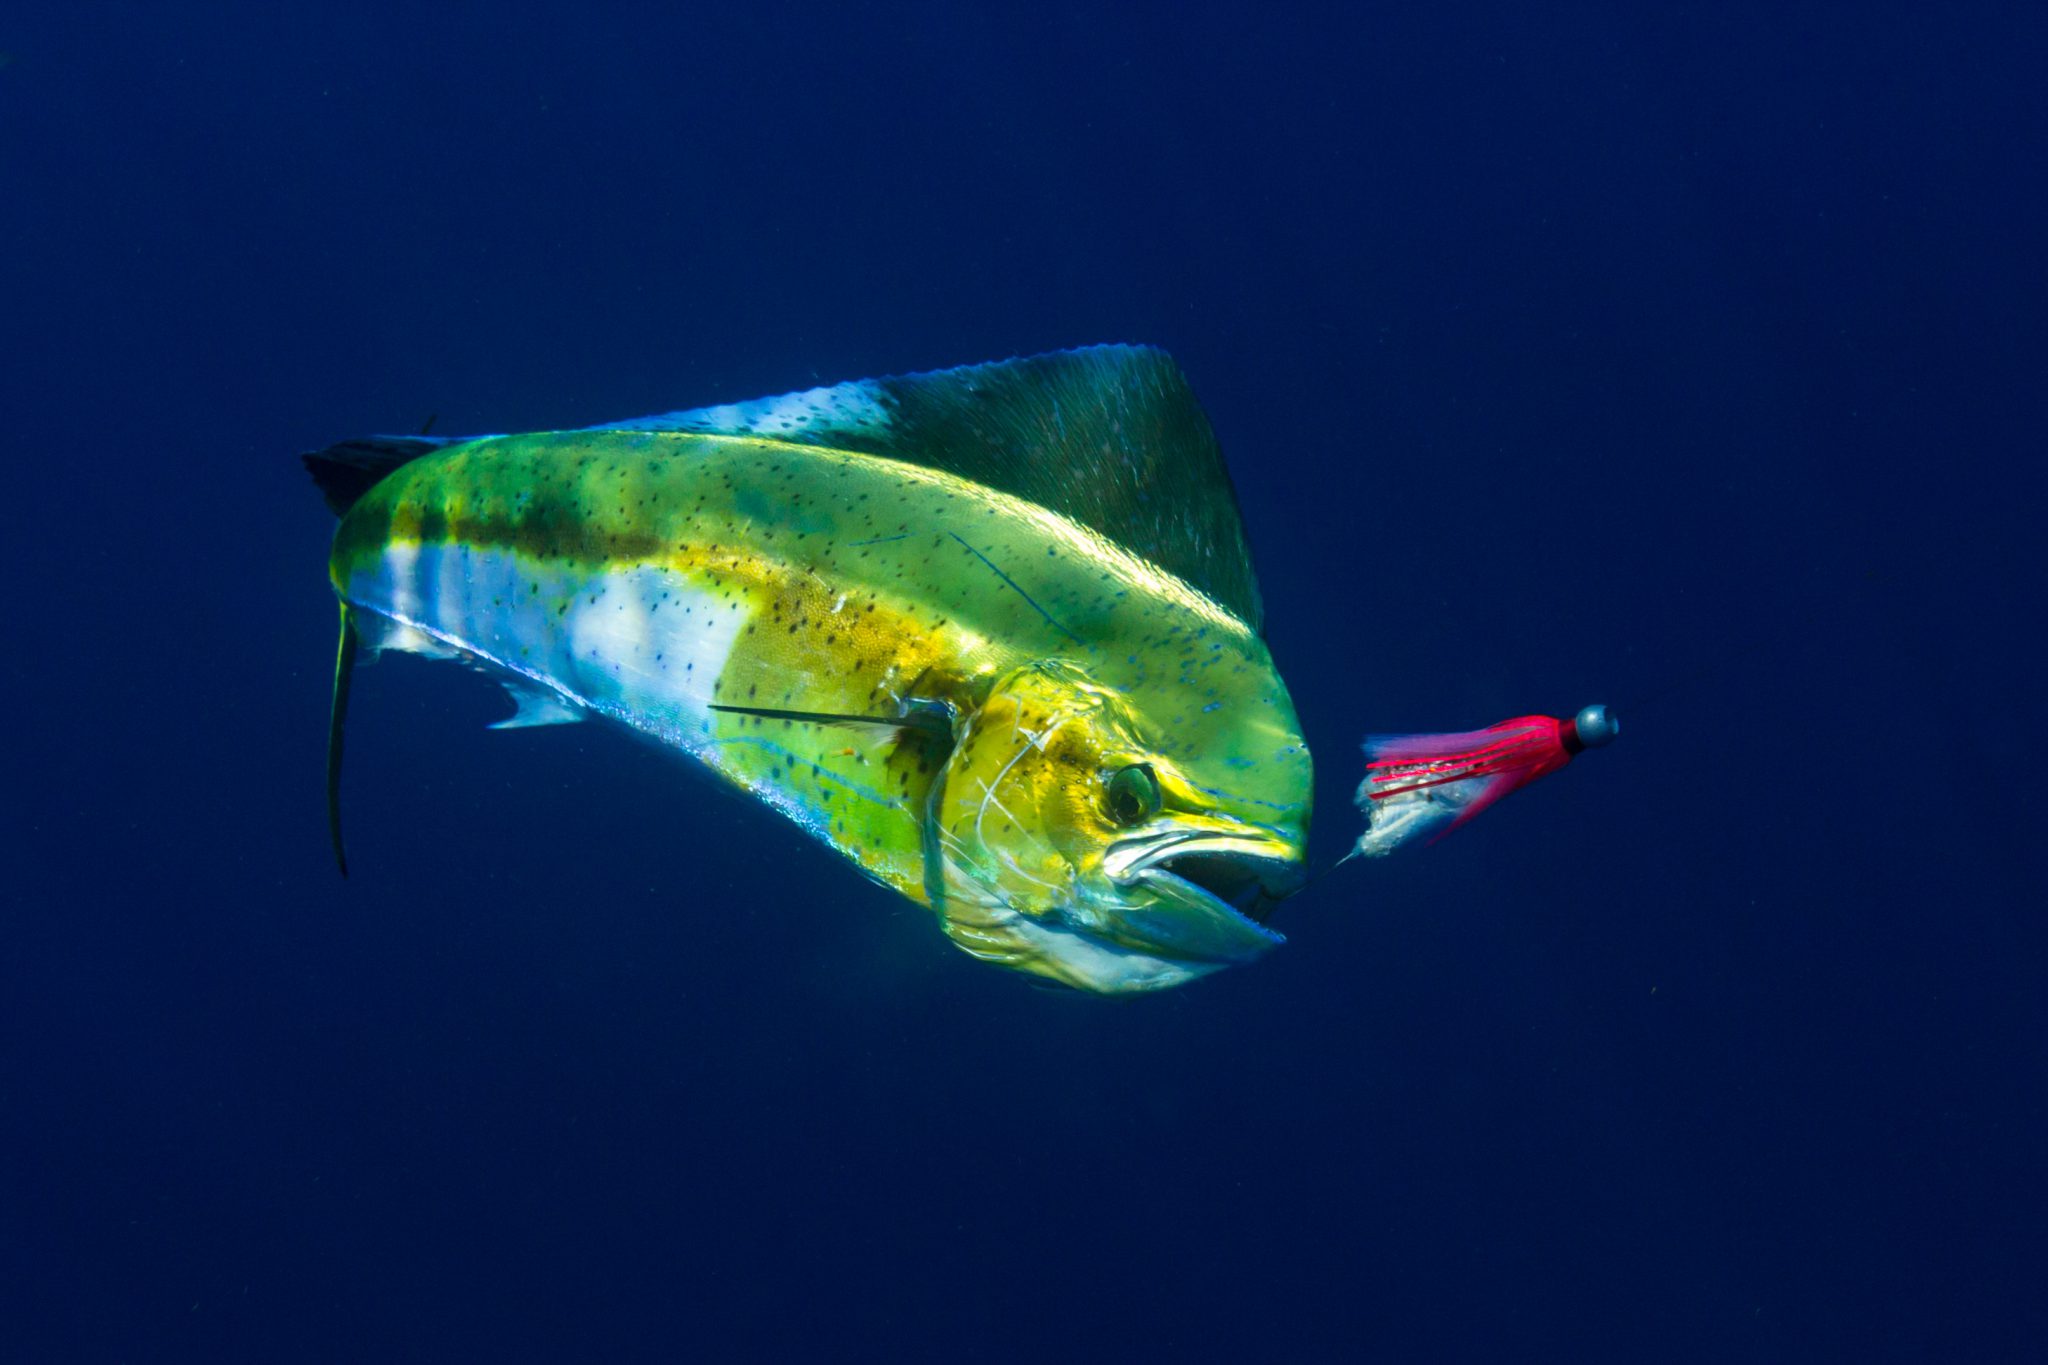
1568;703;1620;749
926;661;1311;994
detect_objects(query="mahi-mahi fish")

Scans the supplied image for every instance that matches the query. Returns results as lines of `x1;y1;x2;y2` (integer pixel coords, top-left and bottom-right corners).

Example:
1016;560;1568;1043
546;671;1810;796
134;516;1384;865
307;346;1311;993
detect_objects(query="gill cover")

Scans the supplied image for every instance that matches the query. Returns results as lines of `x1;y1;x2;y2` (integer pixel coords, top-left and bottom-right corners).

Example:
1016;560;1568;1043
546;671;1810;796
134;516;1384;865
927;662;1289;992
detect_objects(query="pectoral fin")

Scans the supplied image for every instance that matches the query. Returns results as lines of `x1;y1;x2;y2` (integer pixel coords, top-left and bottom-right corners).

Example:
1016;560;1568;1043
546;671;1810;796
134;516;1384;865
708;700;960;911
706;701;952;739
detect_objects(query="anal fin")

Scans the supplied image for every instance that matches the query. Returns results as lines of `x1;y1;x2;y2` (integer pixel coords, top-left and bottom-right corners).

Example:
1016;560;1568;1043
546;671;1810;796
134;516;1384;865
489;679;585;729
353;612;461;662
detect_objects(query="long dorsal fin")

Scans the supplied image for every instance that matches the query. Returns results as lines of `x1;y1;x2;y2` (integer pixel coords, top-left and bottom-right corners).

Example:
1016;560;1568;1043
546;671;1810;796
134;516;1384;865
585;345;1265;628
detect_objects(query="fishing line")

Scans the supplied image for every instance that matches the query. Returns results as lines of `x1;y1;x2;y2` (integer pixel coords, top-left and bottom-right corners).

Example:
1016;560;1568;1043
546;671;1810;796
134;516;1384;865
1289;846;1363;898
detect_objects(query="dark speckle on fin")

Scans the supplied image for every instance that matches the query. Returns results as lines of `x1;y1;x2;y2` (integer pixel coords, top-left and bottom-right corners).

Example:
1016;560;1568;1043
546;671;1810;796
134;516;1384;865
327;604;358;878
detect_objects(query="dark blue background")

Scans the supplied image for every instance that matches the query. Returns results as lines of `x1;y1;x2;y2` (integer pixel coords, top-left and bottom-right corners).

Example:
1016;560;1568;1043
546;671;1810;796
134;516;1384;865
5;4;2043;1360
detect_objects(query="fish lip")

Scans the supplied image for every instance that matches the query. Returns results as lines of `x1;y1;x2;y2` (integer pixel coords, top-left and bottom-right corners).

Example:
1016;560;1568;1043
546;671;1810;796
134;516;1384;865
1130;871;1286;957
1101;829;1207;884
1104;830;1305;922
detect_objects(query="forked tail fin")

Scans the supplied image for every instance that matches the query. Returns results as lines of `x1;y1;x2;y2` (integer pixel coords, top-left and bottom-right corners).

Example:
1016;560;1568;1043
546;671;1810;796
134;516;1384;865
302;435;451;517
305;428;457;874
326;604;360;877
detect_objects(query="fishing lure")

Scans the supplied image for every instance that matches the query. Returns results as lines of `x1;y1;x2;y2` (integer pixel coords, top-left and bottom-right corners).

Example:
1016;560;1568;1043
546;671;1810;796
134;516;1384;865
1351;705;1619;858
305;345;1614;993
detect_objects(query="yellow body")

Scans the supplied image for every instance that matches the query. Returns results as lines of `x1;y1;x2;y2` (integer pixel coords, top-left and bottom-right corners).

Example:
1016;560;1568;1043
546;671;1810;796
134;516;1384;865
318;347;1311;991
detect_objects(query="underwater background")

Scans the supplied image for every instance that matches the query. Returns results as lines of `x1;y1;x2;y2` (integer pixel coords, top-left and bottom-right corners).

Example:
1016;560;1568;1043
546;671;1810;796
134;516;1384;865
4;3;2042;1360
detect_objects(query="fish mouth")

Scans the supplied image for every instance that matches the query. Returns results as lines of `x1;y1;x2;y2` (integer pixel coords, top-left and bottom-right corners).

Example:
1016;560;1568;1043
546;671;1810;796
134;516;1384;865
1101;830;1304;965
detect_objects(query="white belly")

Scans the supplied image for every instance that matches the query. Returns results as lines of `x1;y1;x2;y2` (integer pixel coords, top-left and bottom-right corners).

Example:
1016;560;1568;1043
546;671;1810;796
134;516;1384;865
343;542;749;749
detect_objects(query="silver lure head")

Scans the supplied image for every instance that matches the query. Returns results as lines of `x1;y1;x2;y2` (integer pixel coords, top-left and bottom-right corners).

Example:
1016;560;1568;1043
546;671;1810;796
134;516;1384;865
1572;703;1620;748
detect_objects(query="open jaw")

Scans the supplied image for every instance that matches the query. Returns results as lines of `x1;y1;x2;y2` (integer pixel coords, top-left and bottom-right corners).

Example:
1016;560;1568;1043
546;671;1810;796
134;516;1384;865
1100;829;1305;965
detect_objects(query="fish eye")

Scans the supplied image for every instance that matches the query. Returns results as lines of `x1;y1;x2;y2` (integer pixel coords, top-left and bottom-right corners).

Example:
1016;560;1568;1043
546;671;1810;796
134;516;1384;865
1104;763;1162;827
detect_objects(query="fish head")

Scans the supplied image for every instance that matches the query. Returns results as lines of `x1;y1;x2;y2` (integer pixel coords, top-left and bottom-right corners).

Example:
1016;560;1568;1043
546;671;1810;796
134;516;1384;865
930;658;1311;993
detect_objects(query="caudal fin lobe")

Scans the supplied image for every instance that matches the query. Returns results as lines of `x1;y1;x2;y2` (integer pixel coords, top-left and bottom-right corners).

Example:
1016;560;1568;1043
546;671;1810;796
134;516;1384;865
326;604;360;877
305;435;447;874
301;435;450;518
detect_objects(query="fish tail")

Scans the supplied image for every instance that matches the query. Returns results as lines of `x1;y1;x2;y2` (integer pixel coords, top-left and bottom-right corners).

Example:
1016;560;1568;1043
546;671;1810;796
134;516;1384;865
301;435;451;518
326;603;360;877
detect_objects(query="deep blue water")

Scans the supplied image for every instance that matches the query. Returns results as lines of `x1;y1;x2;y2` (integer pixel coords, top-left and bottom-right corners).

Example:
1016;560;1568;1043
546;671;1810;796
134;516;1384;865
5;4;2043;1360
